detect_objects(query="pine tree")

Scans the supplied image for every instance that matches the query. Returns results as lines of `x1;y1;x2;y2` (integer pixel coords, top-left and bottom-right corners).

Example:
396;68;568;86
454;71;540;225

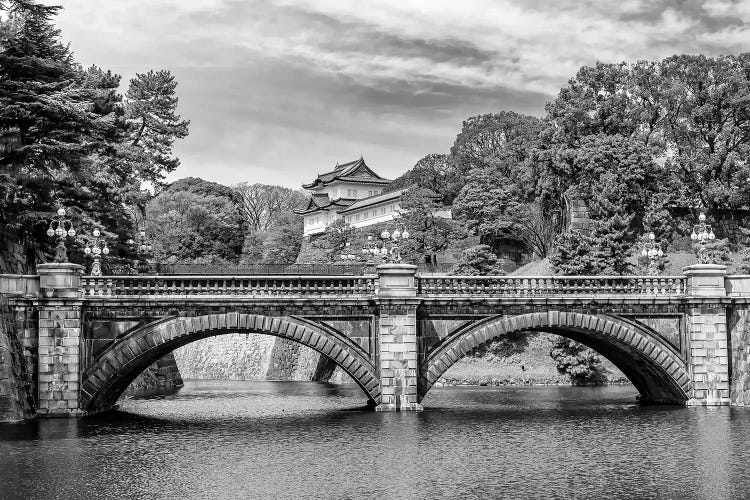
0;2;189;265
126;70;190;182
0;0;83;226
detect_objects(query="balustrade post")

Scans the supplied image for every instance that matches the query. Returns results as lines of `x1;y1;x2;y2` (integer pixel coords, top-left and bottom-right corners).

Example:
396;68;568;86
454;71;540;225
375;264;422;411
34;263;85;416
683;264;730;406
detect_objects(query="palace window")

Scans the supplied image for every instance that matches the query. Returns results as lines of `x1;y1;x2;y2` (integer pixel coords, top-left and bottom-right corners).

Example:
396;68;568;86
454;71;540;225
356;214;360;221
347;189;352;197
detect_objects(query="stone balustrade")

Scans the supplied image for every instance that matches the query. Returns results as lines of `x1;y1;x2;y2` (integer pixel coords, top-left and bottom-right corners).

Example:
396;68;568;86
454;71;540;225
416;275;686;297
80;275;377;297
0;274;39;297
74;274;692;299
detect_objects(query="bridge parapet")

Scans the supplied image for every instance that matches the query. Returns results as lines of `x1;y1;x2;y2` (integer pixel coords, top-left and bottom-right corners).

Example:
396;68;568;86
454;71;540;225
725;275;750;298
416;275;686;297
80;275;377;298
11;261;750;417
0;274;39;297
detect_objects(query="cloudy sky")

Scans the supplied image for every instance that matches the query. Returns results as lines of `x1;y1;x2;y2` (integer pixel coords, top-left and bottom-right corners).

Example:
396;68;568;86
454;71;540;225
54;0;749;188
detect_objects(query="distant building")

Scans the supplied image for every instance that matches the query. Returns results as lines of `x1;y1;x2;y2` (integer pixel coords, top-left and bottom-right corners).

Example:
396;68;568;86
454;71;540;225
295;157;405;236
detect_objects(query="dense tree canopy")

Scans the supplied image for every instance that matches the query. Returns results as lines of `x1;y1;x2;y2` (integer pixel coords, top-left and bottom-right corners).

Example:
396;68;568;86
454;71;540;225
398;188;460;264
451;245;505;276
145;178;243;263
545;55;750;210
0;0;189;267
385;153;462;205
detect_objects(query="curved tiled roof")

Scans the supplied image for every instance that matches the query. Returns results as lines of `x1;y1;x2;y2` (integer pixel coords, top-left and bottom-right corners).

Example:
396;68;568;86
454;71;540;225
302;157;391;189
293;194;356;215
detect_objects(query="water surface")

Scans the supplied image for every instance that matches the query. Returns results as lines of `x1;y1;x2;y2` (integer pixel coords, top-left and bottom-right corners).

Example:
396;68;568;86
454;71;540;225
1;381;749;499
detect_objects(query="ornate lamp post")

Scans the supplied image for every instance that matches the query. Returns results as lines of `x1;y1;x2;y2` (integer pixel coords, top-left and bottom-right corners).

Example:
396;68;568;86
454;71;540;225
46;207;76;263
378;225;410;264
361;234;380;263
640;232;665;275
690;212;716;264
82;228;110;276
126;229;153;273
127;230;153;254
339;241;358;261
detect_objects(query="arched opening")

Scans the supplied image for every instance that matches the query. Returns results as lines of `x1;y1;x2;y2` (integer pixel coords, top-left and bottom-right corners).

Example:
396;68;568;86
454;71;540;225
419;311;690;405
81;313;380;414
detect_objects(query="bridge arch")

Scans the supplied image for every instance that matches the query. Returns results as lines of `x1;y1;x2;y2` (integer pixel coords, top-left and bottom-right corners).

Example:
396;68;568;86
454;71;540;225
80;313;380;413
419;311;690;404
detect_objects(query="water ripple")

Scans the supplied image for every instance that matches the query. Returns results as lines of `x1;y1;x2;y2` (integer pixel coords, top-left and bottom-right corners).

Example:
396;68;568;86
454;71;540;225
1;382;748;500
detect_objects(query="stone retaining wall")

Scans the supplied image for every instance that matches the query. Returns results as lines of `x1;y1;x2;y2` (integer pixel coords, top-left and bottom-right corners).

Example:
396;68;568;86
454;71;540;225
171;334;346;382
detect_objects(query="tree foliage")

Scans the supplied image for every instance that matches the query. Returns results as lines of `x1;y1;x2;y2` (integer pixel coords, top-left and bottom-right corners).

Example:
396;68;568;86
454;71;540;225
545;56;750;209
549;337;608;386
126;70;189;180
398;188;459;264
145;178;243;263
451;244;505;275
449;111;542;179
234;183;306;232
0;0;188;265
385;153;462;205
259;212;303;264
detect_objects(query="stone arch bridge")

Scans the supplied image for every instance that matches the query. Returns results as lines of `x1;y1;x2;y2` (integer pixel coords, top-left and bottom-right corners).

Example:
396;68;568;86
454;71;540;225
2;262;749;417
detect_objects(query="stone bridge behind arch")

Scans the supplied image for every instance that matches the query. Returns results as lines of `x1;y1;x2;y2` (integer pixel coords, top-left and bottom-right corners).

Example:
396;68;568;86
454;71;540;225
2;262;750;417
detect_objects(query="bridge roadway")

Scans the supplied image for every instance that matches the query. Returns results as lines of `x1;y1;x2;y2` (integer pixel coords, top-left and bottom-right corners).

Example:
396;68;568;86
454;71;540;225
2;262;749;417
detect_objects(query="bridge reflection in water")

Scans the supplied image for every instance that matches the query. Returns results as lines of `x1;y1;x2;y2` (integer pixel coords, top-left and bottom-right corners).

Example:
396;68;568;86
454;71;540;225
1;262;747;417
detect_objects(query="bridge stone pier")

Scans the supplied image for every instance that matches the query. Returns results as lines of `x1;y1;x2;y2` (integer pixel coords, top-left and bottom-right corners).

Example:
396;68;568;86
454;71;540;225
2;261;750;418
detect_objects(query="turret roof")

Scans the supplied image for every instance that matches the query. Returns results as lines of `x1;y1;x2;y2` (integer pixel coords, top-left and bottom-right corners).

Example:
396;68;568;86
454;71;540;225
302;157;391;189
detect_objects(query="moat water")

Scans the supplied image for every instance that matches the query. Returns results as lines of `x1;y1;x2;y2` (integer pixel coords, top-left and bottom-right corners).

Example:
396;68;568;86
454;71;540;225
1;381;749;499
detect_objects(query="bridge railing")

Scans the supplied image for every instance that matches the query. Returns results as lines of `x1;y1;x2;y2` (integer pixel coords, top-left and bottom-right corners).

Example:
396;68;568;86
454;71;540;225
416;275;687;297
80;275;377;297
0;274;39;297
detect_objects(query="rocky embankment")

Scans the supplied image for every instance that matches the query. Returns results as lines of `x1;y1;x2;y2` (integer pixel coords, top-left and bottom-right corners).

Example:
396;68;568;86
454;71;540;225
124;353;184;397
